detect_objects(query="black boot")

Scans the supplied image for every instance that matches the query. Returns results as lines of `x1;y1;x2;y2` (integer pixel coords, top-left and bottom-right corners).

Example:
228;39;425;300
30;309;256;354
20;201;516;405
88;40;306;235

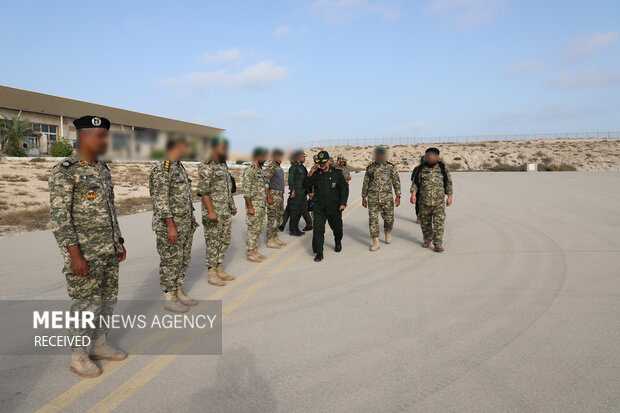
334;241;342;252
278;224;285;232
303;225;313;231
314;252;324;262
290;229;305;236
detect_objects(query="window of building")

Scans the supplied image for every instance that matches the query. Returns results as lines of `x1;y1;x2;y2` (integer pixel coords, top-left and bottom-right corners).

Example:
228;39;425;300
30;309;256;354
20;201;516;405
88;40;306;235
31;123;58;146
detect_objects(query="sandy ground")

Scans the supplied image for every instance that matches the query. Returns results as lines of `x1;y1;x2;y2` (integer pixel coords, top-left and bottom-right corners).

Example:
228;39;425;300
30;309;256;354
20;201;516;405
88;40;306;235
307;138;620;172
0;172;618;412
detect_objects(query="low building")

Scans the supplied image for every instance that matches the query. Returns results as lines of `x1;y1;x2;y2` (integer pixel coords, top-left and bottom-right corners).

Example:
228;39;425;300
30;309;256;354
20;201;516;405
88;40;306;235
0;85;223;158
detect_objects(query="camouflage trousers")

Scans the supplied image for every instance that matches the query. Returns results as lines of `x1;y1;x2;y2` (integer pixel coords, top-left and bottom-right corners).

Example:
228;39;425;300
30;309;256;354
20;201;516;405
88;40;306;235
368;196;394;238
266;190;284;239
418;203;446;244
61;227;119;348
203;210;232;268
246;201;266;251
156;230;193;292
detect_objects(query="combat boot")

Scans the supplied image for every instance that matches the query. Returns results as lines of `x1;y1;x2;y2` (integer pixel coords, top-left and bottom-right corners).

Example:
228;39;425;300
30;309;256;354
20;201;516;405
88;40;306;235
164;291;189;313
208;267;226;286
385;231;392;244
216;264;235;281
433;243;444;252
247;250;262;263
177;286;198;306
422;241;431;248
255;249;267;260
369;237;380;251
90;333;128;361
275;236;287;247
70;347;101;378
267;238;281;249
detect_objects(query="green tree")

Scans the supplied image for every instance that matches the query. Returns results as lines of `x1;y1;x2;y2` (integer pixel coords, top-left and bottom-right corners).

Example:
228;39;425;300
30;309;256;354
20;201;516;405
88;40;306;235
49;138;74;157
0;112;35;156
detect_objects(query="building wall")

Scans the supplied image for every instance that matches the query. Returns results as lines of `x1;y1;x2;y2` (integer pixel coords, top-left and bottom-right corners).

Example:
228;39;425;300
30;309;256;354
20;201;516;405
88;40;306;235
0;107;211;159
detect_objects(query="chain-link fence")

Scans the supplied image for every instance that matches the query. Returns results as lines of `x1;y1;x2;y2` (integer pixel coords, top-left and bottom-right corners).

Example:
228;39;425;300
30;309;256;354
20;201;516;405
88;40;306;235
304;131;620;148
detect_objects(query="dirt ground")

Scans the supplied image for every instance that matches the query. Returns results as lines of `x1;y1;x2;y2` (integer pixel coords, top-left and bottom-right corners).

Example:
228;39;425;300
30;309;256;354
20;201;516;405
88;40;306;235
0;138;618;235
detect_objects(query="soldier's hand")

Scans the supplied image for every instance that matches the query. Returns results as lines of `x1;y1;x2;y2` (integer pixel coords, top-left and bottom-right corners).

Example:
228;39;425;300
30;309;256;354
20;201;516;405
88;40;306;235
267;196;274;205
446;195;453;207
118;246;127;263
71;254;89;276
410;193;416;204
339;205;346;211
232;208;238;216
248;207;255;216
362;197;367;208
290;190;296;199
395;196;401;207
168;225;178;244
208;211;218;222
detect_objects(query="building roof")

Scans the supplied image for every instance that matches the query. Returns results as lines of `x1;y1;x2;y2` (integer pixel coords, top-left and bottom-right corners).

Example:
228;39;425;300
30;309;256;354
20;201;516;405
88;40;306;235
0;85;224;137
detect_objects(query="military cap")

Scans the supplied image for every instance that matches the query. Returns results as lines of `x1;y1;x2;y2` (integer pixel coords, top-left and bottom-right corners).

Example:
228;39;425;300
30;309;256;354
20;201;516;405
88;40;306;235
313;154;319;163
211;136;229;147
272;148;284;156
425;147;440;155
375;146;387;154
253;146;268;157
337;154;346;160
73;115;110;130
317;150;329;163
292;149;304;158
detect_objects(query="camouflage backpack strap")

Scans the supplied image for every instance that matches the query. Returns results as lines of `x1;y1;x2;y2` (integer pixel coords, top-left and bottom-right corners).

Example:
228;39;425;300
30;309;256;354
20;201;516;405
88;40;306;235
100;161;110;171
437;161;449;191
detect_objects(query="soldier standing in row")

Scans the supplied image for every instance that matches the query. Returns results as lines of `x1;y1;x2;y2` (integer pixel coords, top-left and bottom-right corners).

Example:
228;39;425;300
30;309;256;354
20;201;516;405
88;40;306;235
303;151;349;262
197;137;237;284
49;115;127;378
243;147;269;262
264;149;287;249
287;150;308;236
149;139;199;313
410;147;453;252
334;154;351;182
362;147;401;251
280;152;313;232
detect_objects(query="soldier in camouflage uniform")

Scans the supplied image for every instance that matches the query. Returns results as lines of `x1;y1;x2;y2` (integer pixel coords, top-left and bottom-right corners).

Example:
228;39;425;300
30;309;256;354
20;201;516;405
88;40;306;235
362;147;401;251
243;147;269;262
49;116;127;378
264;149;287;249
197;137;237;285
410;147;453;252
149;139;199;313
334;154;351;181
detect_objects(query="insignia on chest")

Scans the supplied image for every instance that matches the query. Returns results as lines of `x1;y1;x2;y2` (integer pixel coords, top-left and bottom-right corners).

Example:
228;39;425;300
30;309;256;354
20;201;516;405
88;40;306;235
87;190;96;200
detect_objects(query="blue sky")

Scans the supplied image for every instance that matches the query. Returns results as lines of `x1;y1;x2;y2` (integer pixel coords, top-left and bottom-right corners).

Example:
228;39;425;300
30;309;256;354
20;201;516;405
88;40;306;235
1;0;619;150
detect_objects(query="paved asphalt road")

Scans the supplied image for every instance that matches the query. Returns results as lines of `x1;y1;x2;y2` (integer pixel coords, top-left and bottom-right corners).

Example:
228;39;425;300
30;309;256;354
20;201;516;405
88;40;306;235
1;172;619;412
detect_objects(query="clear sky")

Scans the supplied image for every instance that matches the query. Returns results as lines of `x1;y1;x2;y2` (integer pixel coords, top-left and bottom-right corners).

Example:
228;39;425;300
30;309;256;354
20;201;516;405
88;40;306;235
1;0;619;150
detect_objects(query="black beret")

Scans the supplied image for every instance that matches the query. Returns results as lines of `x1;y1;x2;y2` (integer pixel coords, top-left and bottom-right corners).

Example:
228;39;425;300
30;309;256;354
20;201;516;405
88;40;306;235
252;147;268;157
73;115;110;130
211;136;229;147
425;147;440;155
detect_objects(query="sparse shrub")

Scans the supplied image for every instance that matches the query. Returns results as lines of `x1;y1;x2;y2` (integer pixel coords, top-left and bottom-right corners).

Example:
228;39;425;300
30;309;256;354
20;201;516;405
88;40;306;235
150;148;165;160
481;162;492;169
489;163;525;172
30;157;47;163
453;156;461;160
541;156;552;164
49;139;74;157
540;163;577;171
447;162;462;170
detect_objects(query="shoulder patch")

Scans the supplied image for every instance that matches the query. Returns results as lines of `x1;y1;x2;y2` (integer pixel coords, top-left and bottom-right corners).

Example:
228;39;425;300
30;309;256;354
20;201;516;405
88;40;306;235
164;160;170;169
205;160;211;164
60;160;76;168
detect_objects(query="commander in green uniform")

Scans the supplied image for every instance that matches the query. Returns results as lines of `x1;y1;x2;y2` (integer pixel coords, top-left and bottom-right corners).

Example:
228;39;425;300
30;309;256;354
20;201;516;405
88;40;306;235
149;139;199;313
287;150;308;236
303;151;349;262
49;115;127;378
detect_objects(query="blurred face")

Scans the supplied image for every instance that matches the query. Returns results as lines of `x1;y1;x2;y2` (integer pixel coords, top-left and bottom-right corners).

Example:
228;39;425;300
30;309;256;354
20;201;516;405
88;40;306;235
374;151;387;163
212;142;228;161
79;128;109;156
168;142;188;160
425;152;439;165
273;153;283;164
319;161;329;170
300;154;307;163
338;158;345;165
255;153;267;166
328;158;334;166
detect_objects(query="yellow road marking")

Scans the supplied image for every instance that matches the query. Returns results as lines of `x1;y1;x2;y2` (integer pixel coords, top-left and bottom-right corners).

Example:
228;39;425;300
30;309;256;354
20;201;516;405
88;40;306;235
37;200;361;412
88;202;361;412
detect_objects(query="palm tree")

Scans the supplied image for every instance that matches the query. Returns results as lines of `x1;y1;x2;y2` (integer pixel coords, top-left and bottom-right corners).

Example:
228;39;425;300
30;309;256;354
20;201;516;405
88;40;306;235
0;112;35;156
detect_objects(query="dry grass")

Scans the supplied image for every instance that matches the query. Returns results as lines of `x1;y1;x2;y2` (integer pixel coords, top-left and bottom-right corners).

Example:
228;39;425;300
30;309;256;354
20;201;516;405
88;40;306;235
115;196;153;216
1;174;29;182
0;206;50;233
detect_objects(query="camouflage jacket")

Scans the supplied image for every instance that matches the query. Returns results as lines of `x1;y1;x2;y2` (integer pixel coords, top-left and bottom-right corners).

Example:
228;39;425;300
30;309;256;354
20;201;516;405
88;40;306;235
196;160;236;215
242;162;267;204
361;161;401;198
48;152;123;251
410;163;453;206
333;163;350;180
149;160;198;233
